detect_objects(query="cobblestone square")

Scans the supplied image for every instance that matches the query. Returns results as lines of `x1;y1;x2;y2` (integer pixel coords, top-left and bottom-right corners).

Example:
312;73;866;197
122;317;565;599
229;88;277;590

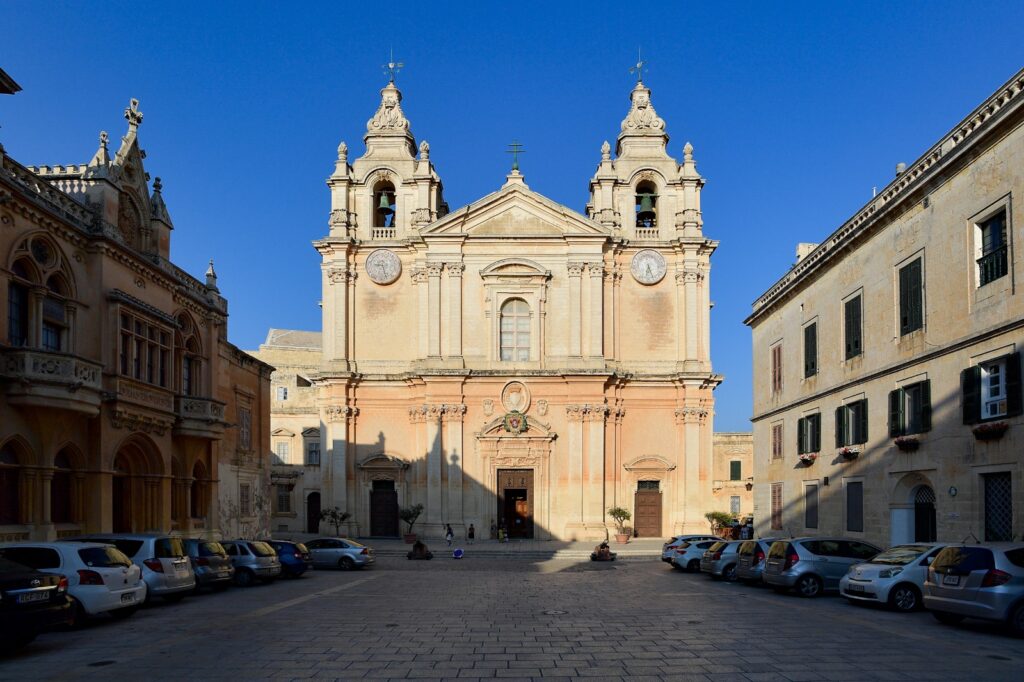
2;555;1023;681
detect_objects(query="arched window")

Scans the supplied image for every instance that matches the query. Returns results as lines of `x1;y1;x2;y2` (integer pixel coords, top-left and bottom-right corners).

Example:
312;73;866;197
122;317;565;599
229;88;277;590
51;450;75;524
373;182;396;228
0;443;23;525
176;313;202;396
41;275;69;352
7;259;34;347
635;180;658;228
499;298;531;361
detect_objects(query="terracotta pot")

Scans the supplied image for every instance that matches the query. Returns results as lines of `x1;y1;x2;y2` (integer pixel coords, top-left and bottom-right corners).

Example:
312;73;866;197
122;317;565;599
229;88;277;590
403;533;417;544
615;533;630;544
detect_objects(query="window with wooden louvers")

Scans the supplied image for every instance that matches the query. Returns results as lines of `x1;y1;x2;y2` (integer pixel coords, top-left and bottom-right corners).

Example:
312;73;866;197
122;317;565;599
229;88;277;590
835;400;869;447
899;259;923;336
770;483;783;530
797;414;821;454
844;295;862;359
804;323;817;378
846;481;864;533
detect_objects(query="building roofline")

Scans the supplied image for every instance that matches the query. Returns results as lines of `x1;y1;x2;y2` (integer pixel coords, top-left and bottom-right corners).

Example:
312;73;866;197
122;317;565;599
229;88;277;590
745;66;1024;327
0;67;22;95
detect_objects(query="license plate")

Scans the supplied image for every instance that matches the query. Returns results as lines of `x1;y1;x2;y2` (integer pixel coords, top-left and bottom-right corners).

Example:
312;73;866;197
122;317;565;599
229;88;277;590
175;564;188;576
847;583;865;593
121;592;135;603
942;574;960;586
18;591;49;604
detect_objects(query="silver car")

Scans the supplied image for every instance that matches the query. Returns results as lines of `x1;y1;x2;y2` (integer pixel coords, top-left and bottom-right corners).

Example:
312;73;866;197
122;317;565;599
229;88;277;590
699;540;744;581
671;539;720;572
735;538;780;584
72;533;194;602
661;535;721;563
305;538;375;570
221;540;282;586
924;543;1024;636
763;537;881;597
840;543;944;612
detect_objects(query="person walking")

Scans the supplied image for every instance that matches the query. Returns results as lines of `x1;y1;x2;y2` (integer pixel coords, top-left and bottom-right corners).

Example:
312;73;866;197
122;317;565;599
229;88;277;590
445;524;454;547
467;523;475;544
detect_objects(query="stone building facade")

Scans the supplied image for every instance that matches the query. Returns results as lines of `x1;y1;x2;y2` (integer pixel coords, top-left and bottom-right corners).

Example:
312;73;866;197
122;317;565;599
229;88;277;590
746;68;1024;548
257;76;721;541
711;433;753;522
0;90;273;541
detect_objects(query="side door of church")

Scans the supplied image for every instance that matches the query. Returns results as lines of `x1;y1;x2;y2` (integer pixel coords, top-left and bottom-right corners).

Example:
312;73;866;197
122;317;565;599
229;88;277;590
634;482;662;538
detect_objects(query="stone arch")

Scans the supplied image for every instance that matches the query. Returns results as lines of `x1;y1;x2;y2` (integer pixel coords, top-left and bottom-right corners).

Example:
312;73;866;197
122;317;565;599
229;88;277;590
479;258;549;278
0;436;34;526
110;434;165;533
51;443;85;526
625;167;669;187
889;471;937;546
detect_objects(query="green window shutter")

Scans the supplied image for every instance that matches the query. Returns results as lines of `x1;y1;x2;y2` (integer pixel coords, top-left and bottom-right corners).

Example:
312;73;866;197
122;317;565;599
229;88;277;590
835;406;846;448
857;400;869;445
845;296;862;359
804;324;817;377
730;461;742;481
810;414;821;452
920;380;932;431
796;417;805;454
961;366;982;424
1006;352;1023;418
899;260;923;335
888;389;903;437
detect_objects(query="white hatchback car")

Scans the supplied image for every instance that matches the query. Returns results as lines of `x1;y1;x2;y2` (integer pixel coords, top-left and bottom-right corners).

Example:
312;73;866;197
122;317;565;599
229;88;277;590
661;535;721;563
671;539;721;572
0;542;146;624
840;543;945;612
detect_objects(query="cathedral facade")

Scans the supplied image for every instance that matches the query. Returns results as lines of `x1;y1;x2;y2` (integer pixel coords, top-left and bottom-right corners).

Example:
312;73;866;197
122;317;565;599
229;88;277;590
260;76;719;540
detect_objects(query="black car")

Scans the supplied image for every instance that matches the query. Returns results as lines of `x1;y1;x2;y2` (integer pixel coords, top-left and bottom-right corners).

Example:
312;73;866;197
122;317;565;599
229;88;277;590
0;557;73;652
264;540;313;578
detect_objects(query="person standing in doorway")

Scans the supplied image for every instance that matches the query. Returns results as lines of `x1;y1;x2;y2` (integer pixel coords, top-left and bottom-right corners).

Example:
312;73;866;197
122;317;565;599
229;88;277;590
445;524;454;547
467;524;475;544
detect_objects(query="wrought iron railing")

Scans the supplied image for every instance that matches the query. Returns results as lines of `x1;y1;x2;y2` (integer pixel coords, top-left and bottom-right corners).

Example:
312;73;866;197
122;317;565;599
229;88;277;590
977;245;1008;286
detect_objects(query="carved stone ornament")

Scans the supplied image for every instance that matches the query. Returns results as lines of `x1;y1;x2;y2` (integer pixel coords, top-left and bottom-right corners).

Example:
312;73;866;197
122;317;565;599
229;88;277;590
483;399;494;417
325;405;358;422
502;411;528;435
500;381;530;414
365;249;402;285
367;83;410;132
630;249;667;285
536;399;549;417
621;84;666;133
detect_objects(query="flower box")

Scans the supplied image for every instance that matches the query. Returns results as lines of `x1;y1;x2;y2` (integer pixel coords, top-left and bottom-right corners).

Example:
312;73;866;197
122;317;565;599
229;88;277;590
894;437;919;452
838;447;860;459
798;453;818;465
972;422;1009;441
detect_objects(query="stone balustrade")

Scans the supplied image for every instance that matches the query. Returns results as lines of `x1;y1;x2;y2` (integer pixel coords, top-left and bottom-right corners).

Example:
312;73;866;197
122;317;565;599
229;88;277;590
1;348;103;391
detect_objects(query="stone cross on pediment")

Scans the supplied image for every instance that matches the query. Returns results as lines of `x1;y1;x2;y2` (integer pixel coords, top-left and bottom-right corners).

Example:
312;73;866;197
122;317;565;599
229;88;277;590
124;98;143;132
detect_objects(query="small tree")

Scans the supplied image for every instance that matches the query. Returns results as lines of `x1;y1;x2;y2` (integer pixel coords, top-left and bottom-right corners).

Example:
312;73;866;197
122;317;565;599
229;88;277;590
400;504;424;535
607;506;631;535
704;511;734;536
320;507;351;536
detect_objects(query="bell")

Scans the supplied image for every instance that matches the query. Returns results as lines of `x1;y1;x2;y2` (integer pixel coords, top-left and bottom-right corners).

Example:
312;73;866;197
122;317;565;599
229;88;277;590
637;193;656;213
377;192;394;213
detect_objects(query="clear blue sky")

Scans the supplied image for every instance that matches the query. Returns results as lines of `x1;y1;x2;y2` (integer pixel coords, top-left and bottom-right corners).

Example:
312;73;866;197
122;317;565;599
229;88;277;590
4;1;1023;431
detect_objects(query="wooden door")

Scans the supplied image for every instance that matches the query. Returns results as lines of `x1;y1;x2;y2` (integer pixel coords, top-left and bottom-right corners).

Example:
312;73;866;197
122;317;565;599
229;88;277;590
634;490;662;537
370;489;399;537
306;492;321;533
497;469;533;538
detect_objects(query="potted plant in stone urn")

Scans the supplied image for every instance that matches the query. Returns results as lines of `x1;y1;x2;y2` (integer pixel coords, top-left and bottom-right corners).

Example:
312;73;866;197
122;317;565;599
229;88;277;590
399;503;424;544
607;506;632;543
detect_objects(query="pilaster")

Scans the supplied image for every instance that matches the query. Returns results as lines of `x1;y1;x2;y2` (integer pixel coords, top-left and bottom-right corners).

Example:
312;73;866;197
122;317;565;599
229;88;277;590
567;263;583;358
447;263;464;360
587;263;604;358
443;403;466;531
427;264;442;358
322;404;357;533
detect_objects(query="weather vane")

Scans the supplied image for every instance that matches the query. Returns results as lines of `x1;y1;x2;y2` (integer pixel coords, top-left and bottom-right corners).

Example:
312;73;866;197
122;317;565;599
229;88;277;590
382;47;404;84
506;141;525;172
629;48;647;83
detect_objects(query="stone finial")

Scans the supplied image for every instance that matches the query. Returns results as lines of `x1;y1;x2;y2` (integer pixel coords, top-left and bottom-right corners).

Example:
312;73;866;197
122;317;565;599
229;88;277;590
124;98;143;132
153;176;163;193
367;82;410;133
419;139;430;160
205;259;219;291
337;141;348;162
88;130;111;168
601;140;611;161
620;83;665;133
150;176;171;223
683;142;693;161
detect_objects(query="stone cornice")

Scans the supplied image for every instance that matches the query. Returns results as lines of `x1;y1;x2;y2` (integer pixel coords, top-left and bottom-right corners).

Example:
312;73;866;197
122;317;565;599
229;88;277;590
746;67;1024;326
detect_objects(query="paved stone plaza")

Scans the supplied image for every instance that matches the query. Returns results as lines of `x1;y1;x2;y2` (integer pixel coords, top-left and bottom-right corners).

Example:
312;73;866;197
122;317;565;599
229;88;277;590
3;554;1023;681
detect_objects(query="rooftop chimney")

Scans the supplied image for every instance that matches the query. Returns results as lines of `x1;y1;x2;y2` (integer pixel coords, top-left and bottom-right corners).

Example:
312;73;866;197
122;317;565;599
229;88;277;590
796;243;819;264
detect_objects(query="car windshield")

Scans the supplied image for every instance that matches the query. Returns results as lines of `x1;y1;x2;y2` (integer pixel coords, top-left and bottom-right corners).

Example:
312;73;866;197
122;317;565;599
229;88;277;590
869;544;933;566
249;542;276;557
79;546;132;568
155;538;186;559
198;542;227;557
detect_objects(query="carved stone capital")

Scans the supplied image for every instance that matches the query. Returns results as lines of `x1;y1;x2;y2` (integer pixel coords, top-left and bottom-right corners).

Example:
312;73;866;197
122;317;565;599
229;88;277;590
567;262;585;277
583;404;610;422
675;407;708;424
410;268;428;284
408;405;428;423
446;262;465;277
565;404;584;422
587;263;605;277
325;405;358;422
441;403;467;422
327;268;347;284
426;264;443;278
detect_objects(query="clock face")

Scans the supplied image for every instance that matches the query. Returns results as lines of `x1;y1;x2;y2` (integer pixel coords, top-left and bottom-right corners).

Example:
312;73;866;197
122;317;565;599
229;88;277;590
630;249;667;285
364;249;402;285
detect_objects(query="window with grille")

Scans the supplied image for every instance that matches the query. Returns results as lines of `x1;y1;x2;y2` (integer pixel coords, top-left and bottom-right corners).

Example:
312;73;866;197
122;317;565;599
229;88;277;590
797;414;821;454
770;483;783;530
983;472;1012;542
499;298;530;361
238;408;252;450
804;483;819;529
771;423;784;460
803;323;818;378
846;481;864;532
835;399;869;446
977;210;1008;287
844;295;862;359
730;496;741;515
729;461;742;481
276;486;292;514
962;353;1022;423
898;259;923;335
306;441;321;466
239;483;252;517
770;343;783;394
889;381;931;436
637;480;660;491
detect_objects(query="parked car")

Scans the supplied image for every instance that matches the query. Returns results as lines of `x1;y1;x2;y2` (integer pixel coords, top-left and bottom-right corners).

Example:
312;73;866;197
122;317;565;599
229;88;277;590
671;539;720;572
264;540;313;578
0;542;146;624
736;538;780;584
662;535;721;563
840;543;944;612
182;539;234;591
763;537;882;597
70;533;194;602
699;540;744;581
0;557;73;652
924;543;1024;636
221;540;282;586
305;537;375;570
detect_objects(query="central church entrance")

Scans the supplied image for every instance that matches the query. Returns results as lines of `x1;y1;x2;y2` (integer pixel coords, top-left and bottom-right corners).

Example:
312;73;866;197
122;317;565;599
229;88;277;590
497;469;533;538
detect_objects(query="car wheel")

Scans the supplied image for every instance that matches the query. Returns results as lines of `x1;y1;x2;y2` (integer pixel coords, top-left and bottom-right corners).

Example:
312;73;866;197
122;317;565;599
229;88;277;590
932;611;965;625
235;569;255;587
109;605;140;620
796;574;823;598
722;564;738;582
888;584;921;612
1009;604;1024;638
687;559;700;572
339;557;355;571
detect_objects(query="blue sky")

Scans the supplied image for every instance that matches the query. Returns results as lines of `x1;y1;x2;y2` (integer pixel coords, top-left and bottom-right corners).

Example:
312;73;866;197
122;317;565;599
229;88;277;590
3;1;1023;431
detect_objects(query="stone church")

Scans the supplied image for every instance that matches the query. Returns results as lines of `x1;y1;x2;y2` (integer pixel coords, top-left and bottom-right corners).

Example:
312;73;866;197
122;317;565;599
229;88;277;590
256;74;720;540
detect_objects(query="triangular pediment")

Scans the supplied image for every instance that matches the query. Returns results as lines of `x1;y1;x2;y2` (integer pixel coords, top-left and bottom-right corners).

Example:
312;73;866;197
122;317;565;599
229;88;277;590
420;183;610;238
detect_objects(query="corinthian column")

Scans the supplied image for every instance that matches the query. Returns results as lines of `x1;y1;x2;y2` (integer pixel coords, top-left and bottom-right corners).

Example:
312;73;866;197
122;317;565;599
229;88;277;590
583;404;608;527
684;269;700;369
322;405;356;533
427;264;442;358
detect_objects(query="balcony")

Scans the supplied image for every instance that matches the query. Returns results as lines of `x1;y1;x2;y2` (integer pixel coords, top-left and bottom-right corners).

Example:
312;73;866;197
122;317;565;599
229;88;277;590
173;395;227;440
978;246;1008;286
0;348;103;415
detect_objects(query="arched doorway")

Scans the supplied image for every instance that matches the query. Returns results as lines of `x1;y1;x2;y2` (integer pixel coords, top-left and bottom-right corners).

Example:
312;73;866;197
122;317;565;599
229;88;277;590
0;440;29;526
111;437;161;533
306;492;321;534
913;485;937;542
112;454;131;532
51;447;84;526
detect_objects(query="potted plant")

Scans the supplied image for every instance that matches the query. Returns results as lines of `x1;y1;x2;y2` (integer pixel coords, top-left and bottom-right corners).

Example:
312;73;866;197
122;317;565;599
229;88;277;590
894;436;919;452
607;506;632;543
798;452;818;465
972;421;1009;441
704;511;735;537
319;506;351;537
399;503;424;544
838;447;859;460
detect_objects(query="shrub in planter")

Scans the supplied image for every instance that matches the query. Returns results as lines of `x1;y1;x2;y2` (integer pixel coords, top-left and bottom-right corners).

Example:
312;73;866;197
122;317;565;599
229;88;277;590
607;506;631;543
972;422;1009;441
894;437;919;452
400;503;424;544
